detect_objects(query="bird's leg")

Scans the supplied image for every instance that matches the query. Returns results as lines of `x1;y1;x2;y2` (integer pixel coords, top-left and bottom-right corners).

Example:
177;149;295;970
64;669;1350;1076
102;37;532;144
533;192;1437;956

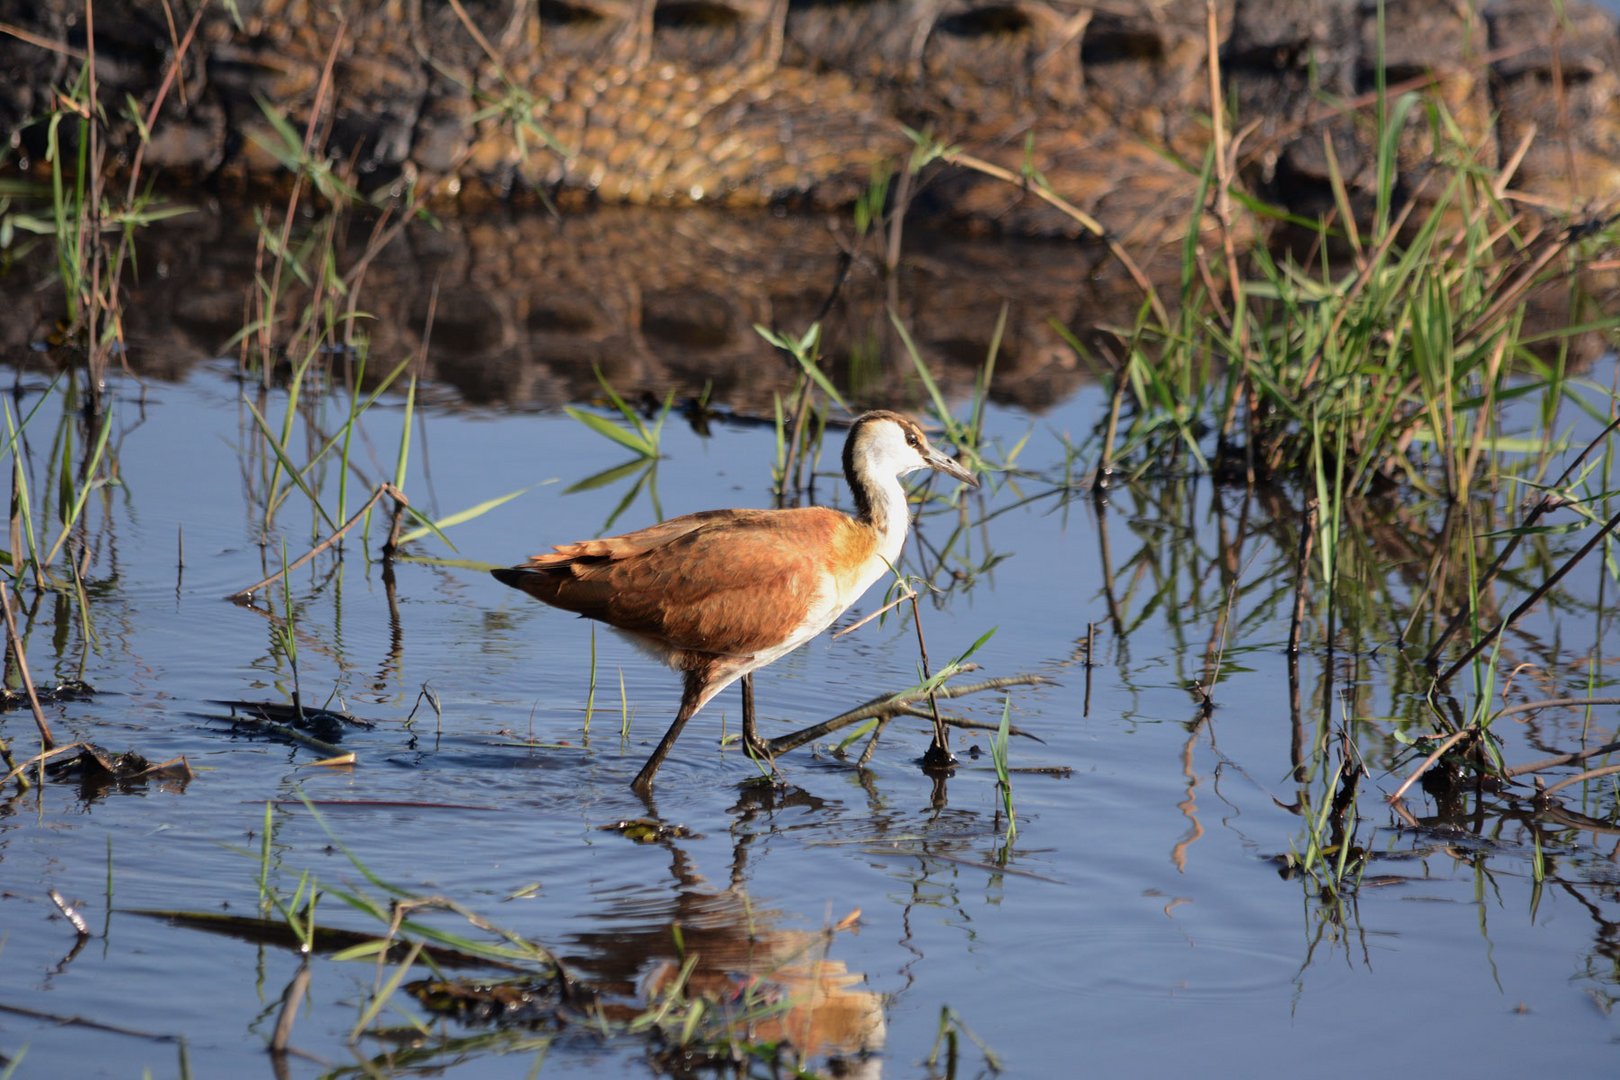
740;673;777;776
631;676;705;793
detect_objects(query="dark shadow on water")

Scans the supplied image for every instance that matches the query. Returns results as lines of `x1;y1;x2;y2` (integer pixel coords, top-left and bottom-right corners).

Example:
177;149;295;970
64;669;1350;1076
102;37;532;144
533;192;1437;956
0;204;1142;415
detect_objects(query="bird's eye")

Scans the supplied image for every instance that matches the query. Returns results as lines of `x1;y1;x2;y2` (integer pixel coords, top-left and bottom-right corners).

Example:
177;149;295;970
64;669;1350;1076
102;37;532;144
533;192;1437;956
906;431;920;448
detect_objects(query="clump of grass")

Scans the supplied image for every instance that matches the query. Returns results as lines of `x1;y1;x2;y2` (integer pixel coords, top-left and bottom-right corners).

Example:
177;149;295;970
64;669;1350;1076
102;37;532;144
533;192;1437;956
756;322;843;500
1087;87;1617;499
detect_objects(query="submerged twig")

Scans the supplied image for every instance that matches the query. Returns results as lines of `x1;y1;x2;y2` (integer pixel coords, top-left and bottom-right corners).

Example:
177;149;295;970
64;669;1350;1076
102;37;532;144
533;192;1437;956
0;740;90;789
1505;736;1620;779
0;1001;181;1043
832;588;913;639
269;958;311;1057
1387;728;1473;804
911;591;952;765
227;481;408;600
1537;763;1620;801
208;706;347;757
763;673;1049;757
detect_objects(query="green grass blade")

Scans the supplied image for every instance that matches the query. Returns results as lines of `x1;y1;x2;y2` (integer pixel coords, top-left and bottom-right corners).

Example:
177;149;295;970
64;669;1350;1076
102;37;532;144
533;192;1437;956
563;406;656;458
396;485;535;545
394;373;417;490
242;395;340;533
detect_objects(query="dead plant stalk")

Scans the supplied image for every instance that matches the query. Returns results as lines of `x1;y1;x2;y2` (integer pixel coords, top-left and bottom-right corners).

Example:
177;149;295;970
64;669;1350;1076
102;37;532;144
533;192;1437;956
1;579;55;750
228;481;409;601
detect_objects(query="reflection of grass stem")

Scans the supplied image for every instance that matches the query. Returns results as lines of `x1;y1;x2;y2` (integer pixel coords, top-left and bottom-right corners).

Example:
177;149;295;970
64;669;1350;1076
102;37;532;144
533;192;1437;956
927;1004;1003;1074
276;541;303;719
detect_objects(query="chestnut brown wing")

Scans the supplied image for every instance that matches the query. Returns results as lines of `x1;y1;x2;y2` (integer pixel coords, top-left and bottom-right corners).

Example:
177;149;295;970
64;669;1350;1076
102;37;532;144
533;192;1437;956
495;508;870;656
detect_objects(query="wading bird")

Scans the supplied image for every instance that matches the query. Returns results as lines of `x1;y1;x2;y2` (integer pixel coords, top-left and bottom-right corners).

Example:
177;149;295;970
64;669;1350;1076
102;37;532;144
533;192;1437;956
492;410;977;792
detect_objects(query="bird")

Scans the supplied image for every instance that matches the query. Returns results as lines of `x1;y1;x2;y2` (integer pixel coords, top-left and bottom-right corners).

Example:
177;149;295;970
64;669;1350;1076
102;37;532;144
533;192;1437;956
491;409;977;792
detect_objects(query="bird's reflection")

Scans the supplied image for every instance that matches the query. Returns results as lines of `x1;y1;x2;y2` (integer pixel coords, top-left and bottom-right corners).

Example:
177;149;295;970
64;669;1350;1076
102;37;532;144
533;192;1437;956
566;793;886;1071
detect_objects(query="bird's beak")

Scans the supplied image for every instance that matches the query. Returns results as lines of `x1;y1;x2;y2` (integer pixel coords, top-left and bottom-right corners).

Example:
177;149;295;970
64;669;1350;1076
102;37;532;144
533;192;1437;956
926;445;978;488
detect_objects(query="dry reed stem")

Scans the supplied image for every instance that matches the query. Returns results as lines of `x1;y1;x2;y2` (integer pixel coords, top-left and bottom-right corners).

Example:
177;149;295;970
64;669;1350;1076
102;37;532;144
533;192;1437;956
1538;763;1620;800
1094;356;1126;492
1426;417;1620;665
776;373;817;503
269;959;311;1056
1494;695;1620;724
1505;739;1620;781
830;585;952;758
762;673;1048;756
1203;0;1253;466
885;148;915;275
157;0;189;108
93;3;206;386
939;148;1169;326
1;579;55;750
1389;701;1620;801
0;1000;181;1043
909;590;950;761
81;0;106;395
831;587;915;639
1386;727;1473;804
0;740;90;789
219;709;345;757
446;0;505;68
1436;506;1620;685
122;5;203;206
227;482;407;600
0;20;87;59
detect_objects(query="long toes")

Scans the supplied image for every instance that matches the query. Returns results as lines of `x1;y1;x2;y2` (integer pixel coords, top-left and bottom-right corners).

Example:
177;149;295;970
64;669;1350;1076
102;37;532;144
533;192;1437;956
744;736;781;776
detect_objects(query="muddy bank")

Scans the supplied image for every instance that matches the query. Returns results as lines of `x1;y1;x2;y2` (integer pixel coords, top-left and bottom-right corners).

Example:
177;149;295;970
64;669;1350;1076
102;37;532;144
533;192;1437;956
2;0;1615;243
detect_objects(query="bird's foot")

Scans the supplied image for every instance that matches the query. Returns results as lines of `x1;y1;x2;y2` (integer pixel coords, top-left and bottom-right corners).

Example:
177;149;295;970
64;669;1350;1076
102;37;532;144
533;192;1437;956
743;733;781;781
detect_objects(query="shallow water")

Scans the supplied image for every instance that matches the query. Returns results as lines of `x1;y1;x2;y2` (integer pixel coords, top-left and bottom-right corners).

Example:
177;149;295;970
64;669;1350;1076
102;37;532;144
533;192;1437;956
1;209;1619;1079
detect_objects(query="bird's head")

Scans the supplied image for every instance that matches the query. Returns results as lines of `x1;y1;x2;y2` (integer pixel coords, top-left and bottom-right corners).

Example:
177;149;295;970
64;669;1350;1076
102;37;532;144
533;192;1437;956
845;410;977;488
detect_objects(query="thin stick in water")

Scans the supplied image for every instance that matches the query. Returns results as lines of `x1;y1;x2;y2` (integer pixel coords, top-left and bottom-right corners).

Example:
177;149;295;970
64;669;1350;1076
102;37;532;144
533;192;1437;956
1;579;55;750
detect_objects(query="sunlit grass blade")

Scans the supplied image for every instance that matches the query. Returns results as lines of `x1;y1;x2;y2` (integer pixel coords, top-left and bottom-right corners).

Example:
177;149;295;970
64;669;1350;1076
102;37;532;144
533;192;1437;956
564;406;659;457
241;394;340;533
394;373;418;490
396;485;535;545
755;322;848;412
43;407;113;566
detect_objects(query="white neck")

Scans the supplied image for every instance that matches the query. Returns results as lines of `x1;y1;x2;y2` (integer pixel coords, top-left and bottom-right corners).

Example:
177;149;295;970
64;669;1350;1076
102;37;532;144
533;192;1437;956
865;471;913;566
